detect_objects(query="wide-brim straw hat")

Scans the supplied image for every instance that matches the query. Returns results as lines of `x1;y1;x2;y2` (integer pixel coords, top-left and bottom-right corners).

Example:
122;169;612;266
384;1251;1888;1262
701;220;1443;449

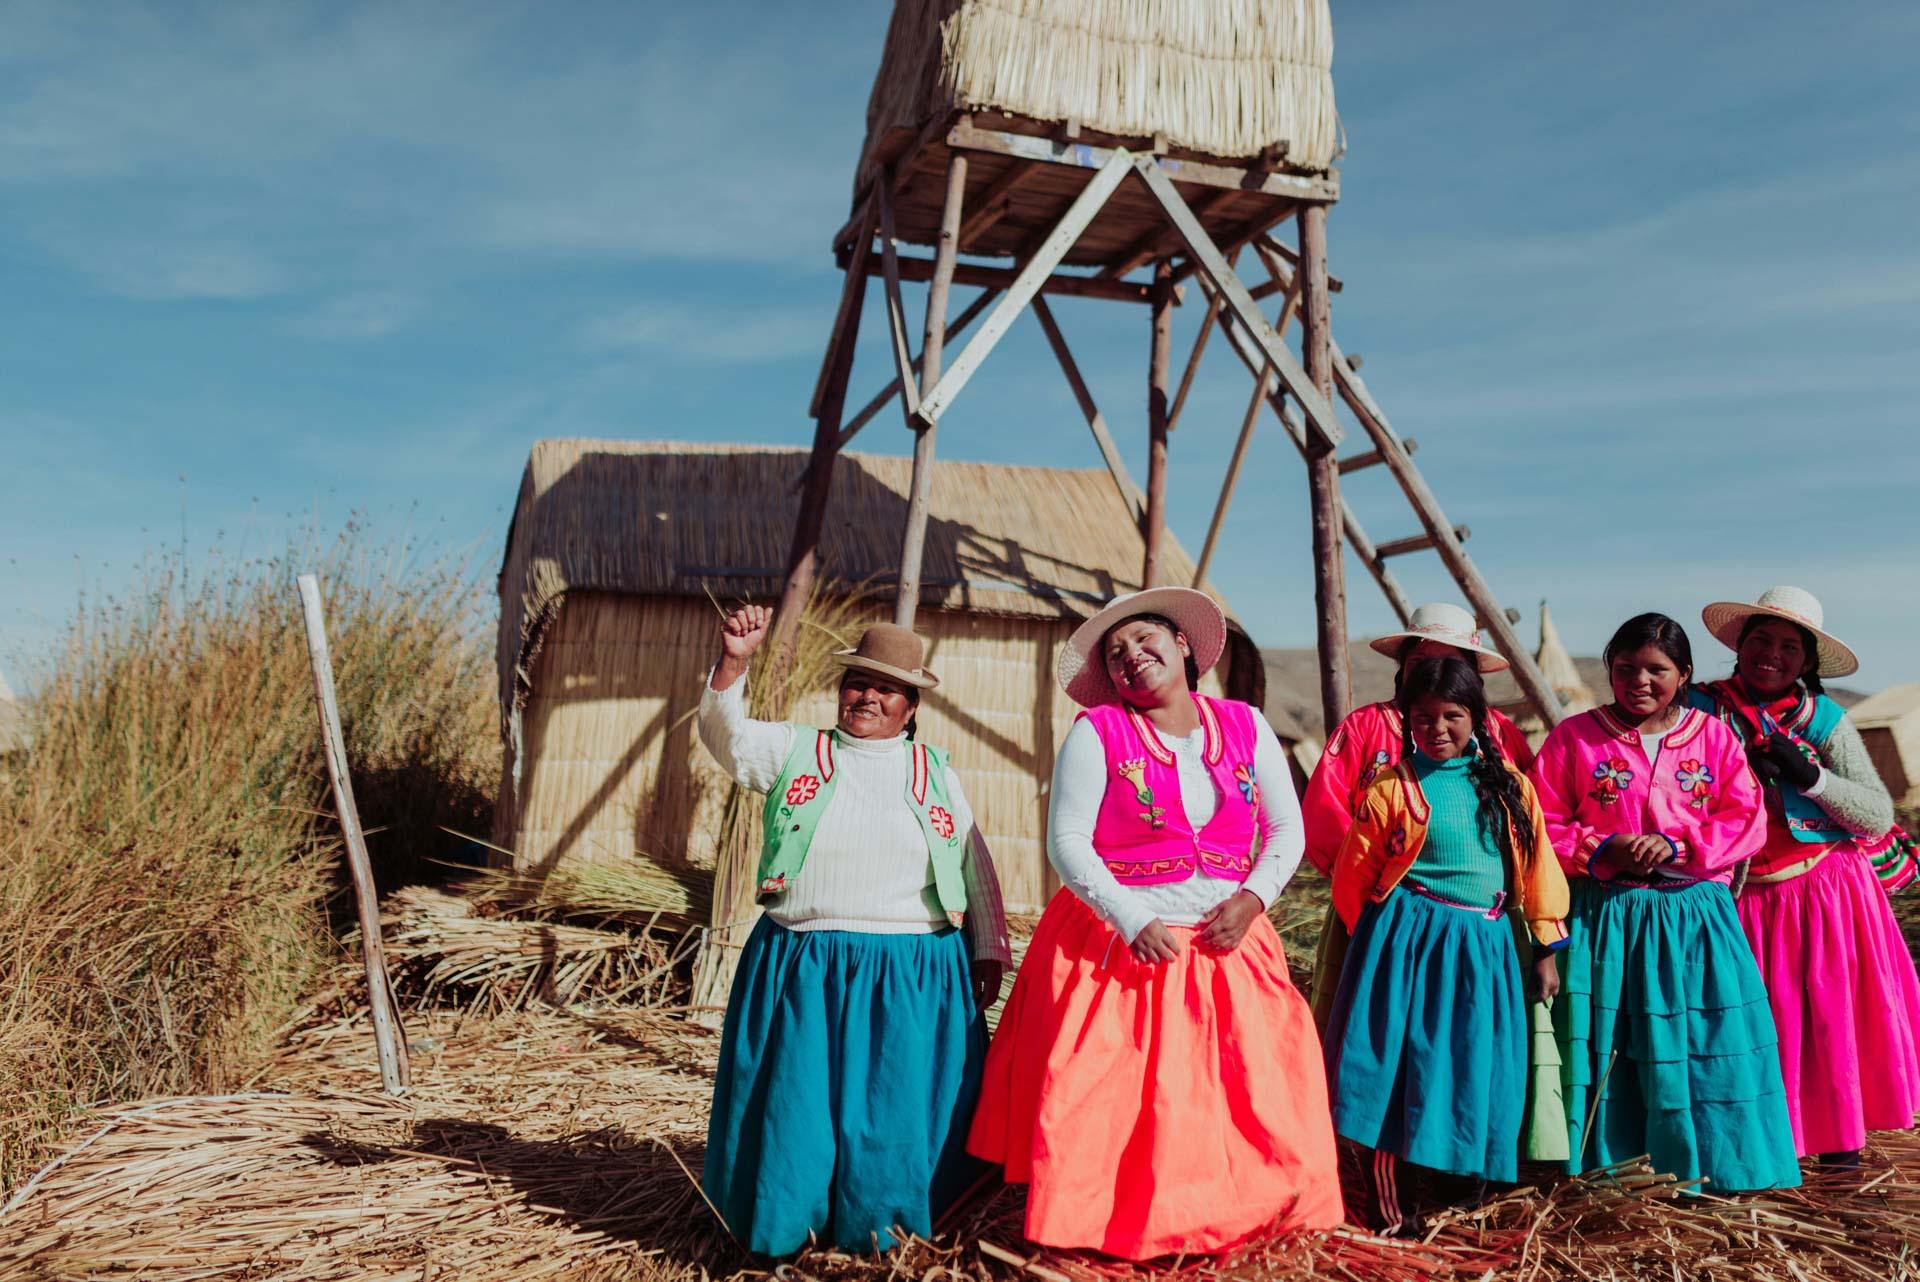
832;622;940;690
1701;586;1859;679
1057;587;1227;708
1366;602;1510;673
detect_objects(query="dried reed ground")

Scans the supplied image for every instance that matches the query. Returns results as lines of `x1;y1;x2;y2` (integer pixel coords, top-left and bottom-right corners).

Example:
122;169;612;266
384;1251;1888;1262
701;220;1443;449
6;896;1920;1282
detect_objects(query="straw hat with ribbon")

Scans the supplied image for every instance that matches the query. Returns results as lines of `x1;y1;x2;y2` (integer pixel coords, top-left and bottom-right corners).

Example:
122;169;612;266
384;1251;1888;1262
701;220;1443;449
1057;587;1227;708
1700;586;1859;679
832;623;940;689
1366;602;1510;674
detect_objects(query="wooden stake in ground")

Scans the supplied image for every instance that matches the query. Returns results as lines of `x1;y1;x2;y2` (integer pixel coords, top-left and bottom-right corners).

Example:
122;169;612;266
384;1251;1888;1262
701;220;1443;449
296;573;410;1095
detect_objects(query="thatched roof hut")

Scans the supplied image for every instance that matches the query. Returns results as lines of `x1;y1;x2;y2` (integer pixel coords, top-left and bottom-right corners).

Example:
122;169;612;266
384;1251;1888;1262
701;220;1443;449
860;0;1339;190
1495;602;1599;741
1853;683;1920;805
494;441;1274;914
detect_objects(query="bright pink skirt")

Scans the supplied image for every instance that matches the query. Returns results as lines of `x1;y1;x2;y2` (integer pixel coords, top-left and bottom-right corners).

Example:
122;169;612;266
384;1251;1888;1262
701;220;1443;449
967;891;1342;1259
1738;841;1920;1155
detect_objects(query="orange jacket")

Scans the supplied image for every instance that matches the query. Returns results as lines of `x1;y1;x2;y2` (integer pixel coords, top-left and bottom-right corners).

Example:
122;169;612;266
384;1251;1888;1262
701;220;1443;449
1330;760;1571;949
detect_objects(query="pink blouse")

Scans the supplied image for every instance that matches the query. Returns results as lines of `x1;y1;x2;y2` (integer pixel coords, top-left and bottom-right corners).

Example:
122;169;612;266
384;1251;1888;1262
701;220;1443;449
1528;705;1766;884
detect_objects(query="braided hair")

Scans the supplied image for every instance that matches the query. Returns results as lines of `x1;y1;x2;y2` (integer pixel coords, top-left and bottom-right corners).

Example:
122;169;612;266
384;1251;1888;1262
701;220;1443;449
1397;655;1530;866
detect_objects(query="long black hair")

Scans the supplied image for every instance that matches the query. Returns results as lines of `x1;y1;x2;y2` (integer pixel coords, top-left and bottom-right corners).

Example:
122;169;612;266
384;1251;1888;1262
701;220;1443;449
1107;613;1201;690
1397;655;1530;867
1602;612;1695;706
1735;614;1826;695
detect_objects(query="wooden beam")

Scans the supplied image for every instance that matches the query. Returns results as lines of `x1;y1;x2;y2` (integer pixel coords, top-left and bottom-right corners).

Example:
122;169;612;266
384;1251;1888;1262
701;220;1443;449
1300;203;1351;734
811;191;877;419
1170;204;1301;284
1257;232;1343;293
1133;157;1344;449
298;574;410;1096
1192;368;1266;588
832;109;959;254
868;251;1159;303
776;220;875;666
912;148;1133;429
958;160;1041;249
1196;267;1413;626
1338;438;1417;474
1031;296;1145;527
1373;526;1470;561
1163;245;1239;434
874;177;921;424
1330;339;1564;725
895;151;967;627
810;288;999;470
947;123;1339;204
1143;260;1174;587
1100;188;1237;280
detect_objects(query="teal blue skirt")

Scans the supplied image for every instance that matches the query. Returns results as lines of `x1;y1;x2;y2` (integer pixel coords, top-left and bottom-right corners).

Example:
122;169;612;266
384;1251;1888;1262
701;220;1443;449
1555;878;1800;1192
702;917;986;1254
1324;888;1528;1182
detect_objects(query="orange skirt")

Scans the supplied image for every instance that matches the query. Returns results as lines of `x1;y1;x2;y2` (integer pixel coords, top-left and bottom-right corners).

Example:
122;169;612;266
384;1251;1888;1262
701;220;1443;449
968;890;1342;1259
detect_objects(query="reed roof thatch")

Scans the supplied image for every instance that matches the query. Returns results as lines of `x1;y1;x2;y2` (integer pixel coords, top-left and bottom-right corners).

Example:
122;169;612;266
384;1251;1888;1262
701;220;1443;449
860;0;1339;189
497;441;1235;730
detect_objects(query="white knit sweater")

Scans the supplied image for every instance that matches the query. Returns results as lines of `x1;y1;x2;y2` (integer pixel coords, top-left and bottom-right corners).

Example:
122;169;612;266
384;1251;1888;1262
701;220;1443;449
698;674;1010;963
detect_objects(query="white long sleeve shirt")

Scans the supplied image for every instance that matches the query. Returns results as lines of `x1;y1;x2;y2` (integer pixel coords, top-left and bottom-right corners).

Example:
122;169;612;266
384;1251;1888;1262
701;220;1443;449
697;672;1011;962
1046;710;1305;943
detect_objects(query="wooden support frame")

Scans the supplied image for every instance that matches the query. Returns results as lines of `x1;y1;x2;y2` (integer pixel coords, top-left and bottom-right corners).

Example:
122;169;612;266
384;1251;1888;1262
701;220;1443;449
875;177;921;424
1030;296;1145;527
1374;526;1469;561
912;148;1134;428
1133;157;1345;451
1192;369;1266;588
1100;189;1237;281
947;123;1340;205
867;252;1159;303
958;160;1042;249
1299;204;1352;732
1143;260;1175;586
1338;438;1416;474
895;150;969;627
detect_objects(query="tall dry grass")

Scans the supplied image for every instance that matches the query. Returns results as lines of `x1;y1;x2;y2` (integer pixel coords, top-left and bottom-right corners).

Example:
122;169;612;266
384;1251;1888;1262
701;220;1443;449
0;532;498;1190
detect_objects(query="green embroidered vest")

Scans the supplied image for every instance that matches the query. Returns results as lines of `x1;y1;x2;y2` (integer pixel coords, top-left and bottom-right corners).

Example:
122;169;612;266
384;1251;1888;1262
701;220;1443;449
758;727;969;927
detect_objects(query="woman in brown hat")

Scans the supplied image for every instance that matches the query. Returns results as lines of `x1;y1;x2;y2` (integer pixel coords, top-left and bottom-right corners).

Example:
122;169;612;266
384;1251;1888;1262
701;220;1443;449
1689;586;1920;1169
698;604;1011;1255
967;588;1341;1259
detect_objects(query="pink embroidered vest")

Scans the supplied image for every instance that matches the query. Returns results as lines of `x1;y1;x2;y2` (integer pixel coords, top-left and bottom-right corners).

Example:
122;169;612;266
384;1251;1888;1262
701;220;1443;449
1080;695;1263;886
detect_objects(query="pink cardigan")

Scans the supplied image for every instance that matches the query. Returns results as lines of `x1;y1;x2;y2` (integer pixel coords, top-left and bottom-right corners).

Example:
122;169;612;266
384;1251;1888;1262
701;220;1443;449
1528;705;1766;884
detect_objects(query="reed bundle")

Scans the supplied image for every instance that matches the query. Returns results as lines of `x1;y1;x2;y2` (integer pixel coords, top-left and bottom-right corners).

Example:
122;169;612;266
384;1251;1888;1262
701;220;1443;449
862;0;1339;188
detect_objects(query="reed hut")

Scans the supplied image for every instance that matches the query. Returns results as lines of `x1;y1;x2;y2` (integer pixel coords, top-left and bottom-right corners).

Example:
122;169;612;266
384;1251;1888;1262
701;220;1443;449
493;440;1270;915
1493;602;1599;743
1852;683;1920;805
0;666;26;757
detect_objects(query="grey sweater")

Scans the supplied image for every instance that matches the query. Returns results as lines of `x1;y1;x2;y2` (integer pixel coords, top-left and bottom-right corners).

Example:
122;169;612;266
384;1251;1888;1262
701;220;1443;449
1810;714;1896;839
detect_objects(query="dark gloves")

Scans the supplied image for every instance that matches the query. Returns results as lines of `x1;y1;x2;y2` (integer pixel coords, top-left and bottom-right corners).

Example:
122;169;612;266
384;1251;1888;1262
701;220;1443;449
1749;731;1821;792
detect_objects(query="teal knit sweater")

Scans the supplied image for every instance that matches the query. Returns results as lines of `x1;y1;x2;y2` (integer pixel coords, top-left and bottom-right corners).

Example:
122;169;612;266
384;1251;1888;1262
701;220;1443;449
1403;751;1509;910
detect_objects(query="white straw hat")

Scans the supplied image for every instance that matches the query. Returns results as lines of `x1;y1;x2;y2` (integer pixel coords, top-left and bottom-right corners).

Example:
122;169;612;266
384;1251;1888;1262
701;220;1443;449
1700;586;1859;679
1366;602;1510;674
1057;587;1228;708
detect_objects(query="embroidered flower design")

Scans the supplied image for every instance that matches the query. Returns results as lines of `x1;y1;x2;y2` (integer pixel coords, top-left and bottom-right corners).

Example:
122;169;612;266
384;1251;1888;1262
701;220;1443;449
1233;762;1260;808
758;874;787;895
1385;824;1408;860
1588;757;1632;806
785;774;821;807
1675;759;1715;809
929;805;955;841
1357;748;1391;791
1115;758;1166;829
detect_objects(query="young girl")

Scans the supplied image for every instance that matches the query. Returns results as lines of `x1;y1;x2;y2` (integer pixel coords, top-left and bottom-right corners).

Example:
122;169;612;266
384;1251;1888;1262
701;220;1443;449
1530;613;1799;1192
1325;656;1568;1233
967;587;1341;1259
1690;586;1920;1166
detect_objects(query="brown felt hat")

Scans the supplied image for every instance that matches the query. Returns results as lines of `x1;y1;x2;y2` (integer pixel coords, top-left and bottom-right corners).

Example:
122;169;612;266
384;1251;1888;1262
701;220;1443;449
832;623;940;690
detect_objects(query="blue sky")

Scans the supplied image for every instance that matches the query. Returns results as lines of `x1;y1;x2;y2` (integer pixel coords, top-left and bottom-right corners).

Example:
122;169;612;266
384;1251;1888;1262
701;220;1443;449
2;1;1916;692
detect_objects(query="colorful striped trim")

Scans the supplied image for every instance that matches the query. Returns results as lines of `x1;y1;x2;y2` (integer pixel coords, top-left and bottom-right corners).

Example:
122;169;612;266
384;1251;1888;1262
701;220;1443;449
1125;705;1178;766
1197;696;1224;766
1393;761;1433;824
909;744;929;805
814;730;835;782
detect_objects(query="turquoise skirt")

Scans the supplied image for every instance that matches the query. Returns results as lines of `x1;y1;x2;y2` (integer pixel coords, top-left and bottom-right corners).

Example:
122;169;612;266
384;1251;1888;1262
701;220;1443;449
703;917;986;1254
1555;878;1800;1192
1324;889;1527;1182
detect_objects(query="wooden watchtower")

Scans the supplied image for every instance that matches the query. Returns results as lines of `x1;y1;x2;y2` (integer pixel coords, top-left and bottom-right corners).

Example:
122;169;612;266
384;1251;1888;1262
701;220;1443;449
770;0;1565;739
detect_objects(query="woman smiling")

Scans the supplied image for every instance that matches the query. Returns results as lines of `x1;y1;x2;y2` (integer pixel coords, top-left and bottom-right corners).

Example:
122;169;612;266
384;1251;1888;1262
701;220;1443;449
1690;586;1920;1169
967;588;1340;1260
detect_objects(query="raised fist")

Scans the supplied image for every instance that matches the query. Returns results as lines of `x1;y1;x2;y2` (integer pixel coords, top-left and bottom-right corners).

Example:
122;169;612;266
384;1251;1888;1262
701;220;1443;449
720;604;773;662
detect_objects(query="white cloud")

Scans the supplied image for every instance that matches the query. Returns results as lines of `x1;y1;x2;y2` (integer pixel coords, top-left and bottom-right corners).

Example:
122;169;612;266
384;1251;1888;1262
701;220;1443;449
580;300;829;364
289;289;422;340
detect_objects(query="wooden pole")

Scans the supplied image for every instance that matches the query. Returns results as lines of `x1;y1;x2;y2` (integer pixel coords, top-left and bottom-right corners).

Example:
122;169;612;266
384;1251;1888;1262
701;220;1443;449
1300;205;1352;732
297;574;409;1096
894;149;967;627
875;176;922;424
1031;296;1146;527
772;197;876;669
1143;259;1174;587
1193;373;1268;588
